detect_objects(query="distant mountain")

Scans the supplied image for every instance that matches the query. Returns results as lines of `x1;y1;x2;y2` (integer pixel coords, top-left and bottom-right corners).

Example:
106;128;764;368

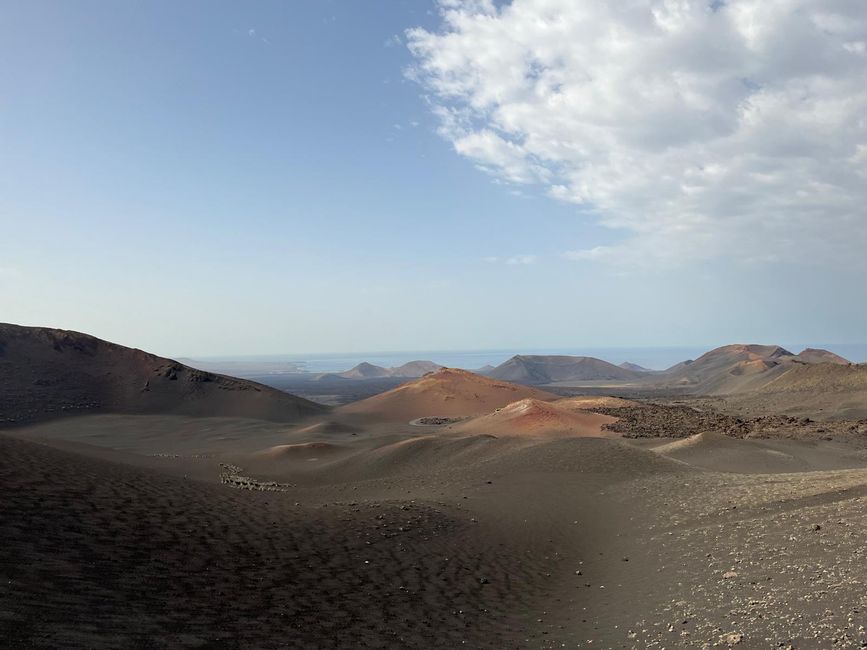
659;344;805;394
619;361;652;372
795;348;850;365
0;323;326;427
338;368;557;421
475;364;496;375
335;360;442;380
338;362;393;379
663;359;694;374
487;355;641;385
392;360;443;377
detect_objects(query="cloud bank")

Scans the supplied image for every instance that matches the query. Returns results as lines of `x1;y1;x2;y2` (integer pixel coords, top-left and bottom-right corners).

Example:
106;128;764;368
407;0;867;268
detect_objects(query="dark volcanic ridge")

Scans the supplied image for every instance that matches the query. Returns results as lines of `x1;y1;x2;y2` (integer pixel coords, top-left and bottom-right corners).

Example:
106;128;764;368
0;323;325;427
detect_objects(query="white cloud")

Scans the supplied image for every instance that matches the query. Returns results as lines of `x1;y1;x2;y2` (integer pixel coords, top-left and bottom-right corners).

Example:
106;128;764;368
506;254;536;265
407;0;867;269
247;27;270;45
482;254;536;265
563;247;614;262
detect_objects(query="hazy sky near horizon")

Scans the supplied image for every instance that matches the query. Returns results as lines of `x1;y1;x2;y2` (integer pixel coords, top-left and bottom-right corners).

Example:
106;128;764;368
3;0;867;357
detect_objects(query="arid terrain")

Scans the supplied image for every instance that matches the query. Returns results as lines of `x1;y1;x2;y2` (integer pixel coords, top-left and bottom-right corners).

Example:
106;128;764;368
3;325;867;648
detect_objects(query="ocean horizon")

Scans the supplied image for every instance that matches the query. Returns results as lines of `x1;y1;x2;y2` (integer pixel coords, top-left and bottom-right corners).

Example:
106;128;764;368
187;343;867;374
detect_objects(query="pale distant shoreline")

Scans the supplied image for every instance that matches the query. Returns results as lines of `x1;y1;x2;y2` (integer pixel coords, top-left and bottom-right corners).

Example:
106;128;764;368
181;343;867;375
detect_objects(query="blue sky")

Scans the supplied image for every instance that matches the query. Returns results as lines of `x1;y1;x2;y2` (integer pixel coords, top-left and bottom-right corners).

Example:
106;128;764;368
3;1;866;357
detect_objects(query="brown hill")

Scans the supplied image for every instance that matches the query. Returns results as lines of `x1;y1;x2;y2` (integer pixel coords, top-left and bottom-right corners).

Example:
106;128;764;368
795;348;850;365
726;363;867;419
487;355;641;385
761;362;867;392
659;344;803;395
337;368;557;422
450;398;616;438
659;344;856;396
0;323;326;427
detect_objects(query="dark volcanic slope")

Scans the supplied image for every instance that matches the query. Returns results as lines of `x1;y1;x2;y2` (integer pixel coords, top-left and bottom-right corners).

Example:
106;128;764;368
0;323;325;427
488;354;641;385
0;434;542;649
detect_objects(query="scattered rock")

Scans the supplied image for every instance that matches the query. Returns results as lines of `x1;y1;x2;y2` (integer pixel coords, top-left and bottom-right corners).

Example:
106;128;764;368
721;632;744;646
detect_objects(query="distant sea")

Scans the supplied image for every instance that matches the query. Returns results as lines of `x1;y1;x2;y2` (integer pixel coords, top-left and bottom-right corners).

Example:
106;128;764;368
195;343;867;374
